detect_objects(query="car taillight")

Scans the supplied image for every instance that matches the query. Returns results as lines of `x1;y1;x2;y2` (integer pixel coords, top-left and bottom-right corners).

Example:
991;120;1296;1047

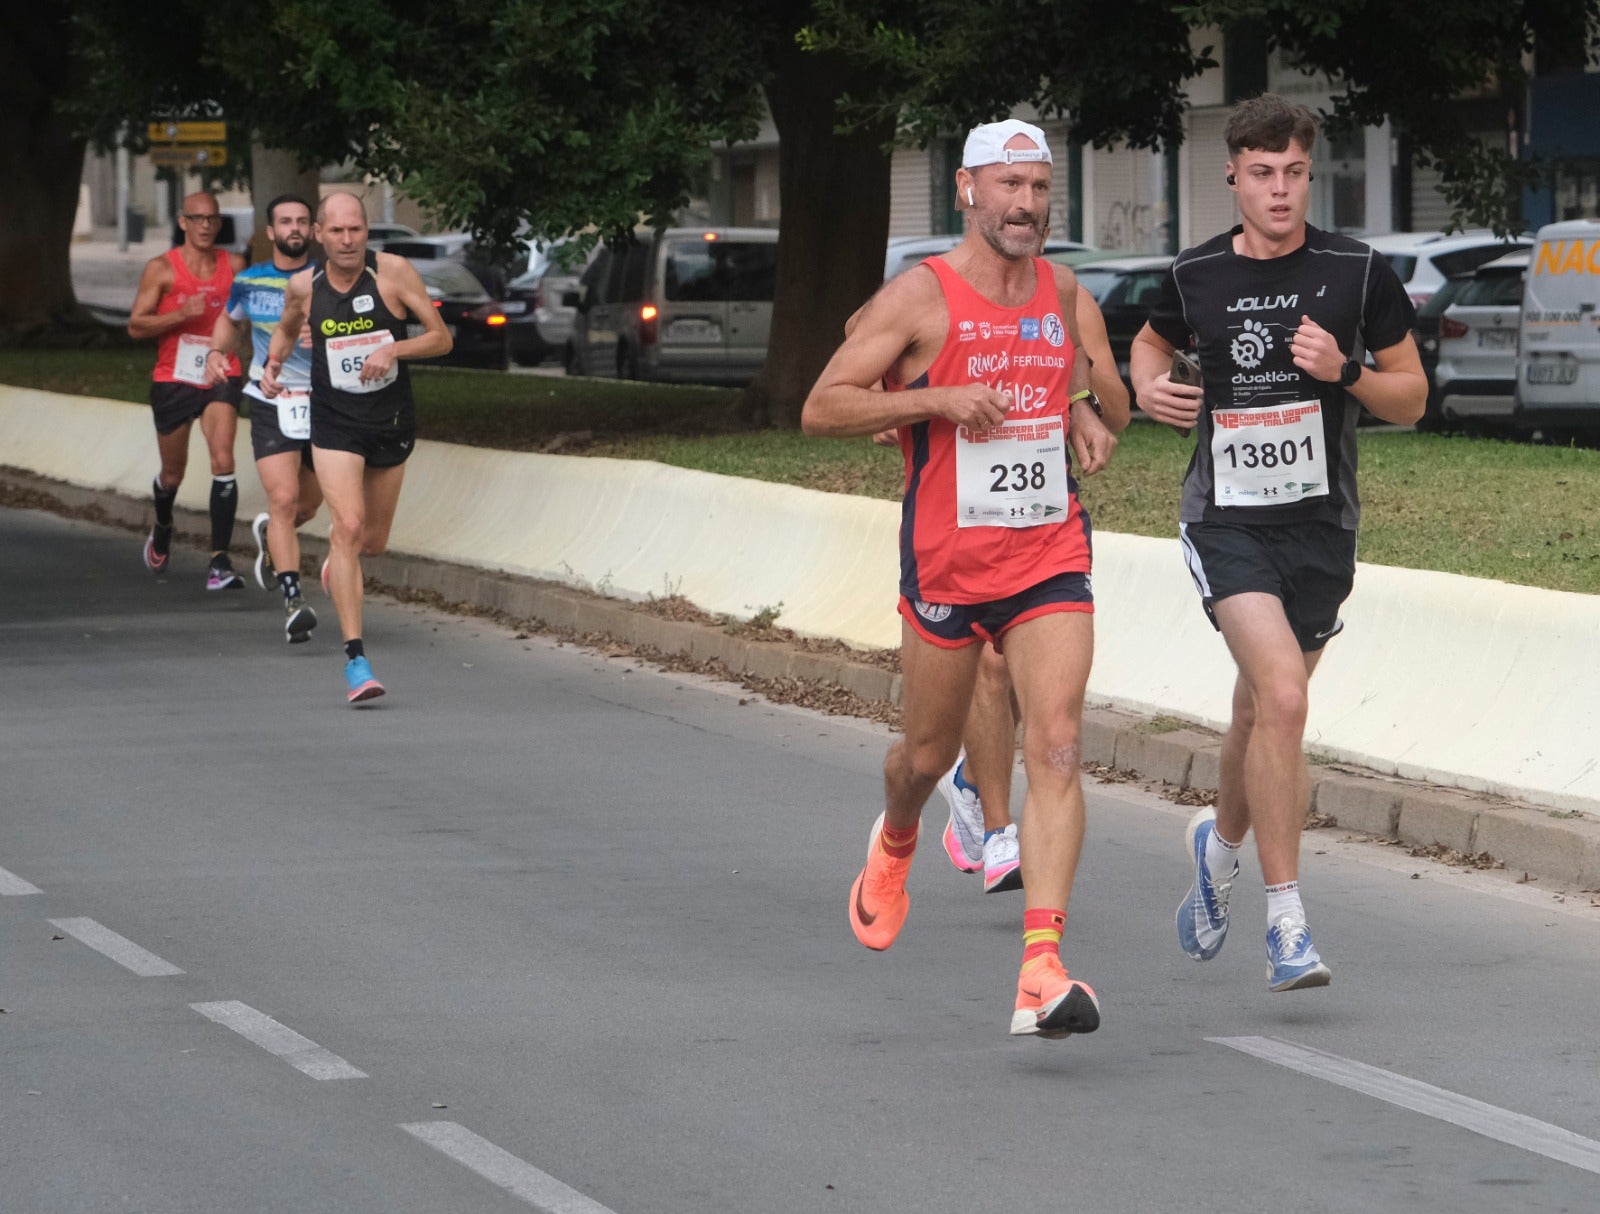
486;314;507;327
639;303;658;344
469;303;507;325
433;300;443;308
1439;317;1469;339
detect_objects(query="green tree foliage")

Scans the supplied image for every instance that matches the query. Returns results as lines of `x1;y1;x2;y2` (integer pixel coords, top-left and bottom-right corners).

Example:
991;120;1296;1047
1178;0;1600;234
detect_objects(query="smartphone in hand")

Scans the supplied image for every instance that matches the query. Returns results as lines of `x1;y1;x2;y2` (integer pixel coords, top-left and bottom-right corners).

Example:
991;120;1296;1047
1168;350;1201;436
1170;349;1203;388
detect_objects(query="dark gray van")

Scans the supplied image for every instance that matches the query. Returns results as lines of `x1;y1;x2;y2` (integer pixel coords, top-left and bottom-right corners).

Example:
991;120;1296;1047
563;227;778;384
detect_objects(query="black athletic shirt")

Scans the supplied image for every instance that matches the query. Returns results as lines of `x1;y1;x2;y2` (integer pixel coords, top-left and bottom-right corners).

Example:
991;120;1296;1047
309;250;415;427
1146;224;1414;529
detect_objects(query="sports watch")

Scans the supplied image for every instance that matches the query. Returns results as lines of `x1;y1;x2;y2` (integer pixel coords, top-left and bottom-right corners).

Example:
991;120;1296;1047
1069;388;1105;419
1339;358;1363;387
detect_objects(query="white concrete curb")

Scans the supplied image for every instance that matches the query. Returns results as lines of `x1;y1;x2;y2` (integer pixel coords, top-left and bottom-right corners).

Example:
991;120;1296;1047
3;385;1596;811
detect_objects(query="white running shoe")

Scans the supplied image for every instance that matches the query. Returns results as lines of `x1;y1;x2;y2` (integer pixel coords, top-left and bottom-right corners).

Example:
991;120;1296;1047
938;758;984;874
983;823;1022;893
251;512;273;590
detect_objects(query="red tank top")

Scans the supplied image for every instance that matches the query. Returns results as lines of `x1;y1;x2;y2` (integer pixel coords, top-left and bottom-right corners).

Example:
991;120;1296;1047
889;256;1091;604
152;247;240;385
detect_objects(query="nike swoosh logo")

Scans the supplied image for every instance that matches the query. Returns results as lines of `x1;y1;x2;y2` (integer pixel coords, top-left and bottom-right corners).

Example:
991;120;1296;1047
854;880;877;926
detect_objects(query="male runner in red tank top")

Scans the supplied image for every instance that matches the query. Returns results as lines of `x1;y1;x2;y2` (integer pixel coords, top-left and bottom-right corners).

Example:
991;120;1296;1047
803;120;1117;1041
127;191;247;589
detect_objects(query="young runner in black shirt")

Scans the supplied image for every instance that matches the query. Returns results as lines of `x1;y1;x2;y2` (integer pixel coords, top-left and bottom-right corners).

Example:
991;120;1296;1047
1131;94;1425;992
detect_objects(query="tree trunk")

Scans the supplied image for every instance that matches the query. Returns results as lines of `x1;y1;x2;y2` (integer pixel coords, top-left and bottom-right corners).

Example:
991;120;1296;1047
0;3;96;343
249;142;323;263
739;37;895;428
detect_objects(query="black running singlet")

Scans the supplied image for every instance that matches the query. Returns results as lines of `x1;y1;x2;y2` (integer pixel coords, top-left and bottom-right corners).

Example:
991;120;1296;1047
309;251;415;427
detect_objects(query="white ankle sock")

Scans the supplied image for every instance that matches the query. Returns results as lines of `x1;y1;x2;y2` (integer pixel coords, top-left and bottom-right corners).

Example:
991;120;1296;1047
1205;826;1241;874
1266;880;1304;924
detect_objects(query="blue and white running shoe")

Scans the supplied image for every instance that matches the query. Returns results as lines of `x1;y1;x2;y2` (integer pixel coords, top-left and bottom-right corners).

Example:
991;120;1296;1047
1176;807;1237;961
1266;915;1332;991
344;655;386;704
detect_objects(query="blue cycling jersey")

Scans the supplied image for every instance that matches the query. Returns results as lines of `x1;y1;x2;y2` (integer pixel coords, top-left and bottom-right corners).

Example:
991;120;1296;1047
227;260;314;402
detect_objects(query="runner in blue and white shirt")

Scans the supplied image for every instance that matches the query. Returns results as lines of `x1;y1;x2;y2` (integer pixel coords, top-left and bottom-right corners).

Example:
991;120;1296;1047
205;194;323;643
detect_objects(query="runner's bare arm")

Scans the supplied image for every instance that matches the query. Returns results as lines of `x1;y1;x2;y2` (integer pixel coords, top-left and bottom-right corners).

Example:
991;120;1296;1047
1075;284;1131;432
841;296;902;445
1049;265;1117;473
803;270;1010;438
1129;323;1201;428
126;258;197;339
1350;338;1426;424
377;252;452;360
1290;317;1425;426
203;309;246;386
262;270;312;396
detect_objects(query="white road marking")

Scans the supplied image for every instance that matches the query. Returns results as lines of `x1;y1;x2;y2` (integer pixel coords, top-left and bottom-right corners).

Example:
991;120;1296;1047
0;865;42;895
1212;1035;1600;1175
48;917;183;976
190;1000;367;1080
401;1121;619;1213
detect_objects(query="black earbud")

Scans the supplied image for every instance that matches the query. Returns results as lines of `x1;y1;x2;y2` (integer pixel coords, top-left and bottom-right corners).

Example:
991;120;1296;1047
1309;172;1315;182
1225;173;1235;186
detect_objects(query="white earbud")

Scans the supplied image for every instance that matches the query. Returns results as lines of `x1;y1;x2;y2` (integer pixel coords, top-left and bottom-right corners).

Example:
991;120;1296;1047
966;186;975;206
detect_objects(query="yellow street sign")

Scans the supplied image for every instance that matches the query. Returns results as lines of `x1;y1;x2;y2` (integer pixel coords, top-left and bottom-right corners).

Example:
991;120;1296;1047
148;121;228;144
148;145;228;169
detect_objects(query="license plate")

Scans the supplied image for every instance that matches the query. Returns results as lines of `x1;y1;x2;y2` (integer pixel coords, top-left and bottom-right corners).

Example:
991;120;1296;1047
499;301;528;315
1477;329;1516;349
1526;361;1578;385
666;318;720;343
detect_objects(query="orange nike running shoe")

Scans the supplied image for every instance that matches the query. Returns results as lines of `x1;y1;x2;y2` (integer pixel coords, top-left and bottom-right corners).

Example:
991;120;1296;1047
848;812;913;951
1010;953;1101;1039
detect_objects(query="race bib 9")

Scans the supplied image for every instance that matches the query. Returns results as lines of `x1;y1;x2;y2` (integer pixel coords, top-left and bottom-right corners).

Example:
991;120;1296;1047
1211;400;1328;507
173;334;211;387
327;330;398;394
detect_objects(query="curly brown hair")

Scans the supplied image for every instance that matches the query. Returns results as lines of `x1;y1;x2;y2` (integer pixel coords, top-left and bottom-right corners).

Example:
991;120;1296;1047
1225;93;1318;157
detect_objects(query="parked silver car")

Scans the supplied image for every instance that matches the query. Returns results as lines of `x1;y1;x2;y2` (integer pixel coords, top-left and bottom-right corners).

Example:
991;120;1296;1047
1433;250;1529;432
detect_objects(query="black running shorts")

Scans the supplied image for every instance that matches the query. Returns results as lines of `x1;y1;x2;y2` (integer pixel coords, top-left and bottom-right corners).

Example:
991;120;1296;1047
899;570;1093;653
149;378;242;436
310;410;415;469
1179;519;1356;652
249;398;314;465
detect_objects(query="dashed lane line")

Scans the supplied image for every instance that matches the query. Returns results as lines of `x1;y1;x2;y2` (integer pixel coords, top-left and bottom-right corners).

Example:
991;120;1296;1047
190;1000;367;1080
0;864;42;895
1212;1035;1600;1176
401;1121;620;1213
48;917;183;976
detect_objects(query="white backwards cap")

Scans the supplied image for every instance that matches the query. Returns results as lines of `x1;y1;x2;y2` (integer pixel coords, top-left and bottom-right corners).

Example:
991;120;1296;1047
962;119;1052;169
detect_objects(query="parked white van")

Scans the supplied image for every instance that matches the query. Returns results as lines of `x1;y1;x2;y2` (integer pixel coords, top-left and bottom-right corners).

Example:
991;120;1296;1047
1518;218;1600;438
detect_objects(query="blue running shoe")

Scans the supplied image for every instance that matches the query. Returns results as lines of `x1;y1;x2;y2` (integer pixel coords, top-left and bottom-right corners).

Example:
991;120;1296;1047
1176;807;1237;961
1266;915;1332;992
345;655;386;704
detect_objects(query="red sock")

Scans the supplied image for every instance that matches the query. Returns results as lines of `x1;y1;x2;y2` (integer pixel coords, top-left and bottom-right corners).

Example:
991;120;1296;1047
880;821;918;858
1022;908;1066;965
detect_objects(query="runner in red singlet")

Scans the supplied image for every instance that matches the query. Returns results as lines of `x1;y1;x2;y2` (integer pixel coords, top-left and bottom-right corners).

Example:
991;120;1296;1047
127;191;248;588
803;120;1117;1041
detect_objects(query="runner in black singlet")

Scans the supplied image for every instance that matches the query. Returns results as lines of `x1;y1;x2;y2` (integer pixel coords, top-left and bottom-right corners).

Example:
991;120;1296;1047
1130;94;1425;993
263;191;451;704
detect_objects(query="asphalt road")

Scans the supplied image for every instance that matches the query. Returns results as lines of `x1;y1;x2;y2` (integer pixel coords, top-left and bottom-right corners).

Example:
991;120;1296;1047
4;506;1599;1213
